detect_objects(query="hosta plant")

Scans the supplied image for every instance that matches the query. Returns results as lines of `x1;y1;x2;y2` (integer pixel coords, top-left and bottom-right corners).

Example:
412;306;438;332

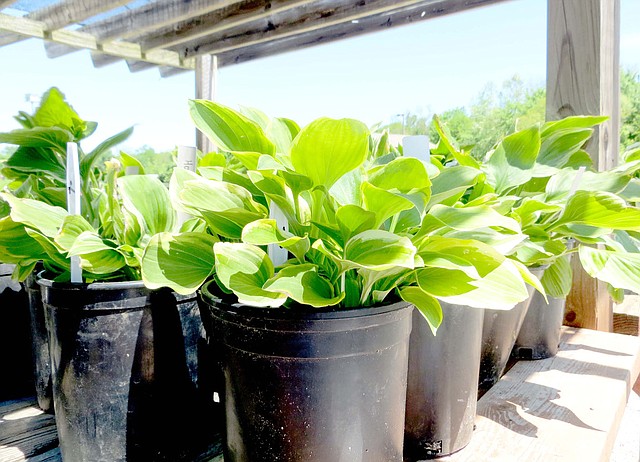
429;115;640;300
0;161;177;282
141;101;542;332
0;87;133;228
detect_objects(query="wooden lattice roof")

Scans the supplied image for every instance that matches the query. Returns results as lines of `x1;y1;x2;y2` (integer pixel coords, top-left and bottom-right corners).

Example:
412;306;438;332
0;0;507;77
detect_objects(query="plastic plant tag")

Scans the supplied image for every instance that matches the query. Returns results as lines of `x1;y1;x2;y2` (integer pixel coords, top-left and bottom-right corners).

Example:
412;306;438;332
177;145;197;172
66;142;82;283
268;203;289;267
125;166;139;175
403;135;430;162
568;166;587;196
177;146;198;226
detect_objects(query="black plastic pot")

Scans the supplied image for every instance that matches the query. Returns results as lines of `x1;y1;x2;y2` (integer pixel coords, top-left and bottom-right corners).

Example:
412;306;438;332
39;275;216;462
199;281;413;462
513;251;574;360
512;293;566;360
404;302;484;460
25;267;53;413
478;266;546;393
0;263;34;402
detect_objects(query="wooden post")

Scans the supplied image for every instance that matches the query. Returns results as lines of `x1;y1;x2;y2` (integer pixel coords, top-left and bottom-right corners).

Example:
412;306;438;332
546;0;620;331
195;54;217;154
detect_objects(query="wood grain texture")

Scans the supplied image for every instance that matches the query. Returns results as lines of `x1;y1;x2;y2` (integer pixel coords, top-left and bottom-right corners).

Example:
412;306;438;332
442;327;640;462
0;398;57;462
44;0;239;59
213;0;506;67
546;0;620;332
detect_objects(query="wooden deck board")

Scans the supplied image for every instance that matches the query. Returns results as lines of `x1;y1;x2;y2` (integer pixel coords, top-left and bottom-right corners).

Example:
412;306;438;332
444;327;640;462
1;327;639;462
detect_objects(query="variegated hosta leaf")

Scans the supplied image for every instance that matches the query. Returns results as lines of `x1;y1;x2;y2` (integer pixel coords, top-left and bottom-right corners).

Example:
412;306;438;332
214;242;287;307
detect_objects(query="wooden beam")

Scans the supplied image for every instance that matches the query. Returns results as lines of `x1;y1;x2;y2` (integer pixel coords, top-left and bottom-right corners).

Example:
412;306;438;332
159;66;191;78
195;55;218;154
140;0;317;52
44;0;239;59
212;0;507;67
546;0;620;332
0;13;194;69
0;0;129;47
126;60;158;73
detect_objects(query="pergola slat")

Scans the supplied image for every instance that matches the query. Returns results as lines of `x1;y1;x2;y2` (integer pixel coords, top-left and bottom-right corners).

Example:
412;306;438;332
0;13;193;69
0;0;129;47
44;0;240;59
139;0;318;52
213;0;505;67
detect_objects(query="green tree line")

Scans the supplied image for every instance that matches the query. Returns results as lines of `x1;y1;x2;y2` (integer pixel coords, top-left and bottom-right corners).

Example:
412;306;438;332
382;68;640;159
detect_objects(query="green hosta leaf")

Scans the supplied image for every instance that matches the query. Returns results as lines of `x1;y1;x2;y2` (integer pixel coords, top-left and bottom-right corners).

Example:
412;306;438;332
199;152;227;167
0;127;73;150
141;232;217;295
214;242;287;307
551;191;640;231
429;204;521;233
482;125;540;194
511;260;546;299
445;228;527;255
344;230;416;271
432;115;480;168
267;117;298;155
32;87;86;138
3;146;66;181
329;168;363;206
540;115;607;137
536;128;593;170
399;286;443;334
263;264;344;307
54;215;94;250
432;259;530;310
290;117;369;189
238;106;270;130
368;157;432;195
578;246;640;294
1;193;67;238
117;151;145;175
416;267;477;297
335;205;376;243
541;254;573;298
619;178;640;202
118;175;176;236
241;219;309;261
189;100;275;155
81;126;134;178
512;198;563;229
545;168;630;201
67;232;126;275
24;229;69;269
427;166;480;208
0;217;47;263
513;239;567;266
361;182;414;228
418;236;504;278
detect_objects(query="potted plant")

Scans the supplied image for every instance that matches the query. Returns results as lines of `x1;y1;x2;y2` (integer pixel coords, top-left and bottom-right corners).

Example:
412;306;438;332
141;101;539;461
0;157;216;461
431;115;640;381
0;87;133;412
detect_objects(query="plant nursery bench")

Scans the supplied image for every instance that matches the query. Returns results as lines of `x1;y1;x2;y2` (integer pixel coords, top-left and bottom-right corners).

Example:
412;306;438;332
1;327;639;462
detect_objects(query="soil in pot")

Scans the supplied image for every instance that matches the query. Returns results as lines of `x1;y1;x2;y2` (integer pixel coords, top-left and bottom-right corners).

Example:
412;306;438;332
404;303;484;460
39;276;218;462
0;263;35;402
478;266;546;394
199;282;413;462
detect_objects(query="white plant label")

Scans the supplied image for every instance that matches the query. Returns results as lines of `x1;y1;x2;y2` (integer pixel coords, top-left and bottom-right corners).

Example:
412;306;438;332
177;145;197;172
176;146;198;227
402;135;430;162
269;204;289;267
125;166;139;175
66;142;82;283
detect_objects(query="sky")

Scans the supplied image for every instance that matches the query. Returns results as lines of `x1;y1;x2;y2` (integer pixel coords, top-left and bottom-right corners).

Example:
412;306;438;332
0;0;639;152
